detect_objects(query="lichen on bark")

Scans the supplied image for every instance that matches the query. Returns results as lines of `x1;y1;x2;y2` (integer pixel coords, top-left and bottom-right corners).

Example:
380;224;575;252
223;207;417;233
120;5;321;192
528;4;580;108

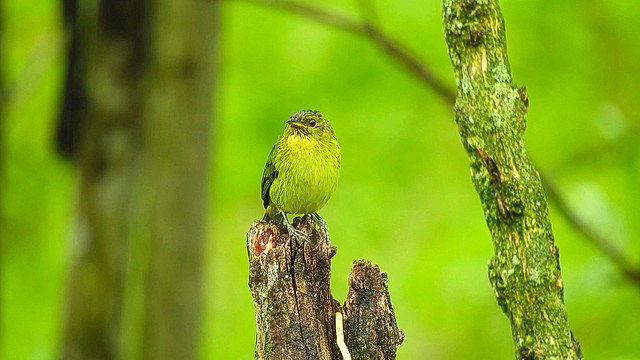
442;0;582;359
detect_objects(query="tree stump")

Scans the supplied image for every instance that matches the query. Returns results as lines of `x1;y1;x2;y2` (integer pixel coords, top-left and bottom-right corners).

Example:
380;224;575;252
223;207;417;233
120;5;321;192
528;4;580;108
247;216;404;359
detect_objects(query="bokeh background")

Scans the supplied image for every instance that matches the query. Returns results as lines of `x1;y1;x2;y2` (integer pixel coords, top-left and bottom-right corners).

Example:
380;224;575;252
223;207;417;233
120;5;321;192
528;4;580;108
2;0;640;359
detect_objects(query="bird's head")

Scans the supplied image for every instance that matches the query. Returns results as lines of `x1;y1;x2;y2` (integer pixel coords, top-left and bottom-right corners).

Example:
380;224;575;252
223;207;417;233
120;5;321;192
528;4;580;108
285;110;335;140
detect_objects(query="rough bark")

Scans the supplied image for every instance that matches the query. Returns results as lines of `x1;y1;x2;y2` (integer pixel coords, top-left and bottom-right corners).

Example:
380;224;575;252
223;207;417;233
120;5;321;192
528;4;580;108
343;261;404;360
247;216;403;359
59;1;217;359
442;1;582;359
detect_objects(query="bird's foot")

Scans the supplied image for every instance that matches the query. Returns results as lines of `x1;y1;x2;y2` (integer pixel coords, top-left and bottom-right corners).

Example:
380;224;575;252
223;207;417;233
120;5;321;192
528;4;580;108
286;223;309;242
280;212;309;242
311;213;331;245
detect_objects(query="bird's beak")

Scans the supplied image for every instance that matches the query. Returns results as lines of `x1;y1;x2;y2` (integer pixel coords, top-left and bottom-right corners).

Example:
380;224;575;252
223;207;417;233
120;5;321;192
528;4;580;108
286;118;304;129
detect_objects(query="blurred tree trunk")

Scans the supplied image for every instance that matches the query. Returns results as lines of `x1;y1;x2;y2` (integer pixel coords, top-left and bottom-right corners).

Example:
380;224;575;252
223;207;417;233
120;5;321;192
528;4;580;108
0;0;4;351
56;0;88;159
58;1;217;359
442;1;581;359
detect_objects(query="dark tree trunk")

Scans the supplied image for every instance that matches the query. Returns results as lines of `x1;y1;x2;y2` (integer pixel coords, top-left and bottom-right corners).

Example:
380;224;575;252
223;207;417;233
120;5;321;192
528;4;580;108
247;216;404;359
58;1;217;359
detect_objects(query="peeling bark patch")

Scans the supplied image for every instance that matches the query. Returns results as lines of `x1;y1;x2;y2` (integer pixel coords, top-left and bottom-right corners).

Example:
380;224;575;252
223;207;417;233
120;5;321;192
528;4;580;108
495;193;509;218
476;147;502;184
250;224;278;255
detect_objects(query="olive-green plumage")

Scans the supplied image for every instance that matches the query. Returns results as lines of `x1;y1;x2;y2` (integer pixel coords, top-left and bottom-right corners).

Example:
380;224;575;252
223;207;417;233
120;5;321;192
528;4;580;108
261;110;341;228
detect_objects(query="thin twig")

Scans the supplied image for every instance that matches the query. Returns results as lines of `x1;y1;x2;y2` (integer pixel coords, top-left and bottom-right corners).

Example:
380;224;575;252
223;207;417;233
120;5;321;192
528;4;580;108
354;0;380;27
234;0;456;104
230;0;640;287
550;123;640;171
542;175;640;285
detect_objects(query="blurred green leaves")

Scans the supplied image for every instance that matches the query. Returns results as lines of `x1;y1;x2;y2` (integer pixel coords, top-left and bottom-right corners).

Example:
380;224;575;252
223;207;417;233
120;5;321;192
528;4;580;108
2;0;640;359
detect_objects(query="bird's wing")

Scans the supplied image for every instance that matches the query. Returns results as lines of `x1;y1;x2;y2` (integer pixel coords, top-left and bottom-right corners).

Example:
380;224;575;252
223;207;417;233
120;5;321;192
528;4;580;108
261;144;278;209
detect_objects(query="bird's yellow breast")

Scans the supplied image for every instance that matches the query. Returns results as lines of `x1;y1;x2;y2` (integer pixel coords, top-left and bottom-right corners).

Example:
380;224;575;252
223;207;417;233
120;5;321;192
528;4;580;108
286;133;318;150
269;133;341;215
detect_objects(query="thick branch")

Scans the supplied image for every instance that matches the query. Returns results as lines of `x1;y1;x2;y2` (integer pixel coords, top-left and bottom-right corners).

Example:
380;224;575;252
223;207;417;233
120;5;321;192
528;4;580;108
247;216;403;359
235;0;455;104
442;0;581;358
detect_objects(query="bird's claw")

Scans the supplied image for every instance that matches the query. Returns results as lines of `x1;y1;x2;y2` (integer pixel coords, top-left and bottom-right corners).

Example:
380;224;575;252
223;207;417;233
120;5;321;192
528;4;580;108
311;213;331;245
286;224;309;242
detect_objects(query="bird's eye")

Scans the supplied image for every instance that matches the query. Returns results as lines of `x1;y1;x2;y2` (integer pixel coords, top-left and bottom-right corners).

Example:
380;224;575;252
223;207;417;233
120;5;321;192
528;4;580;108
309;119;317;127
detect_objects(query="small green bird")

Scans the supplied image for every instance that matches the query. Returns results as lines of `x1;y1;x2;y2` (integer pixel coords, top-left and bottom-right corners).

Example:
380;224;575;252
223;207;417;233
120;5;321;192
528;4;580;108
261;110;341;241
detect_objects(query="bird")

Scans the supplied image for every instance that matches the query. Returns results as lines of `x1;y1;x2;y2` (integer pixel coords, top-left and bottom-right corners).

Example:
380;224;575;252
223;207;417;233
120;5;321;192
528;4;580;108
261;110;341;241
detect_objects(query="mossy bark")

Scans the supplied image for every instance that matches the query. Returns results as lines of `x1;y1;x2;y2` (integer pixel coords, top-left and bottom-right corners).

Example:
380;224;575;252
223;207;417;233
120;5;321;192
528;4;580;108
247;216;403;359
442;1;582;359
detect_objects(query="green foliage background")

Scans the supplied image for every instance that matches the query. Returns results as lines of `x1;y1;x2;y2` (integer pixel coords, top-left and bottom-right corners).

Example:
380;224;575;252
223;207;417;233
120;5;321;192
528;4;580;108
2;0;640;359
